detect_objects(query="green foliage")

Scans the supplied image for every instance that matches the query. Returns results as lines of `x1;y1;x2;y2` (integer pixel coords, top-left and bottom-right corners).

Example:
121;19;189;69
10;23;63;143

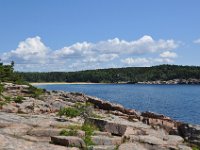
12;96;25;103
60;129;78;136
0;83;4;95
91;113;104;119
0;101;7;107
4;96;11;102
0;62;24;83
58;107;81;118
58;102;95;118
81;123;98;146
193;146;200;150
28;85;44;98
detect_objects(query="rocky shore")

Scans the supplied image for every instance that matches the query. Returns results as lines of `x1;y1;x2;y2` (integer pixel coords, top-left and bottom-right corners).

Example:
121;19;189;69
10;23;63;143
137;78;200;85
0;82;199;150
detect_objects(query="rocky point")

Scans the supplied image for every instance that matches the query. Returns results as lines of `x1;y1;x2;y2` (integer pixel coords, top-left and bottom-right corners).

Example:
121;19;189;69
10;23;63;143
0;82;199;150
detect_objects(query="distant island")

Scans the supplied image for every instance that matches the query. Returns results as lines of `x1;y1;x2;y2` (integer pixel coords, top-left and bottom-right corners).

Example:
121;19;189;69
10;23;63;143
17;65;200;84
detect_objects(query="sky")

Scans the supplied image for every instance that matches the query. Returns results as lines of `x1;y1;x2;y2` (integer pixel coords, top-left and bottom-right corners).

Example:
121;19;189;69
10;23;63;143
0;0;200;72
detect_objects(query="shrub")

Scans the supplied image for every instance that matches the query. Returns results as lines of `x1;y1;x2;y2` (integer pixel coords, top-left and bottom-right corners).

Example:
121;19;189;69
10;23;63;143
4;96;11;102
12;96;24;103
58;107;81;118
60;129;78;136
28;85;44;98
81;123;98;146
193;146;200;150
0;83;4;96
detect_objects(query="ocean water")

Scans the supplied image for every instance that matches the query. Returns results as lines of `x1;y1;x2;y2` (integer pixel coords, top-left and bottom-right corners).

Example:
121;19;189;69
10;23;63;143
36;84;200;125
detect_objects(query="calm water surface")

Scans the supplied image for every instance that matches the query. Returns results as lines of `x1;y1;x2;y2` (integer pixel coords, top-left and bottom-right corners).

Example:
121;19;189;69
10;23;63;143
36;84;200;124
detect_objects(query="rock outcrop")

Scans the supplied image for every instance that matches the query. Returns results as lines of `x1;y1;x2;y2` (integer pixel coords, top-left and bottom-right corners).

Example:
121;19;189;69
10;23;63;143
0;82;198;149
137;78;200;85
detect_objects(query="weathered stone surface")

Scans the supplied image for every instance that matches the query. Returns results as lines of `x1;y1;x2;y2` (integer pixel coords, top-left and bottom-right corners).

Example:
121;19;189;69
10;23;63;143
1;103;18;113
141;111;179;133
1;123;31;136
27;128;61;137
93;131;112;137
89;145;116;150
91;136;122;145
0;134;68;150
178;123;200;146
86;96;140;118
166;135;184;146
86;117;127;136
129;135;167;145
178;144;192;150
118;142;147;150
48;99;72;112
51;136;86;148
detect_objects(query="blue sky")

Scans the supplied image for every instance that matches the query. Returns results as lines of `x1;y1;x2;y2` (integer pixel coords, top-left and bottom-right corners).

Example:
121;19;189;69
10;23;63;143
0;0;200;71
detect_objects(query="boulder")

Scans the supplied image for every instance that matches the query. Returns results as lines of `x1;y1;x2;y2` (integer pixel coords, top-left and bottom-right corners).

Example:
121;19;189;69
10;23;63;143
166;135;184;146
141;111;178;132
51;136;86;148
86;118;127;136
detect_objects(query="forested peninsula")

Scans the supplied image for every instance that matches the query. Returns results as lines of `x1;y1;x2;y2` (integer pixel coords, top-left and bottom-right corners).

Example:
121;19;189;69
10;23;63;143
17;65;200;83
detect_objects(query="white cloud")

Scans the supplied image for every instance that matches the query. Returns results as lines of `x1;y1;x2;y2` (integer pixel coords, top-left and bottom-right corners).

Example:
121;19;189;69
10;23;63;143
193;38;200;44
121;57;174;67
1;35;179;71
2;36;49;64
121;58;149;66
160;51;177;58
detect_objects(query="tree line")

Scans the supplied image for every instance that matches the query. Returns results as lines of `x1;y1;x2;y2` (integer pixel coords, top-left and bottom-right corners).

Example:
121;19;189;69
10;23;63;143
0;61;22;83
17;65;200;83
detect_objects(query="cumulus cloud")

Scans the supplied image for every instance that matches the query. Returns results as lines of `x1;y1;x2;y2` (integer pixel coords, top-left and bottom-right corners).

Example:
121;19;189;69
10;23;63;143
54;35;178;56
1;35;179;71
121;57;174;67
160;51;177;58
2;36;49;64
193;38;200;44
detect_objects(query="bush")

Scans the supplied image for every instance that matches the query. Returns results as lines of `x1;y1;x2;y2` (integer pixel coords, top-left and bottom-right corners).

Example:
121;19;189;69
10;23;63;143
193;146;200;150
0;83;4;95
28;85;44;98
60;129;78;136
4;96;11;102
81;123;98;146
12;96;24;103
58;107;81;118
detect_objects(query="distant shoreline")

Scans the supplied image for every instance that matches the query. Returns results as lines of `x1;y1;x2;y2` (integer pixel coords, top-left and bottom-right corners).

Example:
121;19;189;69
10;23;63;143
30;82;113;85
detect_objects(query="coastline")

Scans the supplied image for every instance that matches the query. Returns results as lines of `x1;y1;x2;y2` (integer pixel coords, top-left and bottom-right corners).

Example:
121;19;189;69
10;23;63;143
0;82;199;149
30;82;111;85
